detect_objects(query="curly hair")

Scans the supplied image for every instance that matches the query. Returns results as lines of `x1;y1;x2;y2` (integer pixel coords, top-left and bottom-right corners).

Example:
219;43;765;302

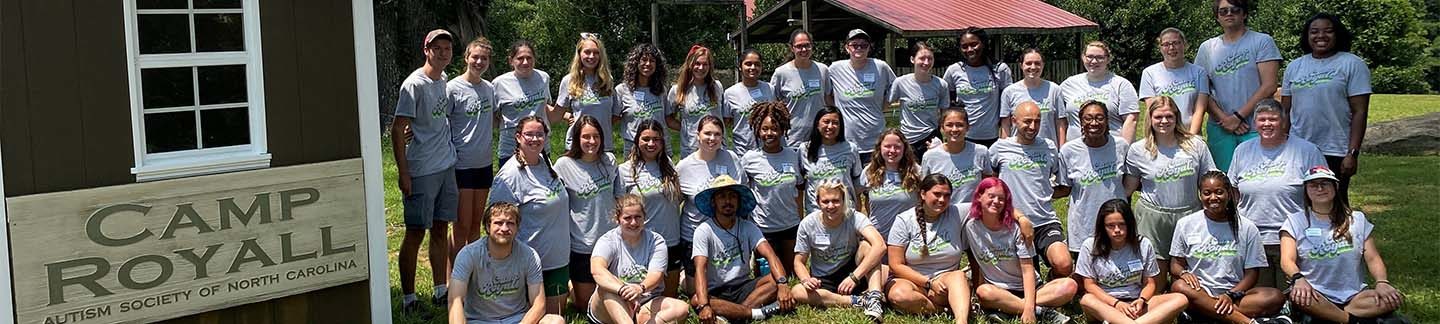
747;101;792;140
622;43;668;96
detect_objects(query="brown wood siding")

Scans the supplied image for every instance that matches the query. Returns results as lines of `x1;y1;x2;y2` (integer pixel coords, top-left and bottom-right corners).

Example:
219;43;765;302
154;281;372;324
1;0;363;197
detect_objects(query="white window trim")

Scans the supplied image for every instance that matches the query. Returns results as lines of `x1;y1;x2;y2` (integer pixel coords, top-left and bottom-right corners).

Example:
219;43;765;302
123;0;269;182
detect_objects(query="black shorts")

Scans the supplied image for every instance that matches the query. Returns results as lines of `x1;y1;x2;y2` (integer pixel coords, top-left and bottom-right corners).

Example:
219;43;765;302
762;226;799;246
571;252;596;284
667;244;687;272
816;262;867;292
967;137;998;148
1032;222;1067;268
711;279;759;303
455;166;494;189
680;240;697;275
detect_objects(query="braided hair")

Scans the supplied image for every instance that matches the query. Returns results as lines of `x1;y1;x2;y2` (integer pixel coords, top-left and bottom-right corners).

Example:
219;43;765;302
1198;171;1240;237
914;173;953;257
514;115;557;179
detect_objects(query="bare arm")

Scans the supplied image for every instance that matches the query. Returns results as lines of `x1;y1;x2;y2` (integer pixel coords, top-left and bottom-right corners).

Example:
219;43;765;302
1052;185;1072;199
590;256;629;296
1238;61;1280;118
1279;233;1301;278
1361;236;1389;283
1120;113;1138;143
999;117;1013;139
1190;93;1211;135
1021;259;1038;320
448;278;468;324
1123;174;1141;199
1056;117;1069;147
888;245;930;286
855;226;887;278
1343;94;1371;176
522;282;547;324
391;117;413;196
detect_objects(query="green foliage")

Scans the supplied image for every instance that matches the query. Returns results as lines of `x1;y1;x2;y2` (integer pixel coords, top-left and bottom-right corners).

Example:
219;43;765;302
1372;65;1433;94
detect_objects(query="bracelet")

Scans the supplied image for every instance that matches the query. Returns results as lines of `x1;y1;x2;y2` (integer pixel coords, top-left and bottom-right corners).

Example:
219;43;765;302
1112;299;1121;307
1137;297;1148;304
1376;280;1392;286
1232;112;1245;120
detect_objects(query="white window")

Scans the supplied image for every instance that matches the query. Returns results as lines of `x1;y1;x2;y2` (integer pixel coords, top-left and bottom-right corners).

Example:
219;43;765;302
123;0;268;181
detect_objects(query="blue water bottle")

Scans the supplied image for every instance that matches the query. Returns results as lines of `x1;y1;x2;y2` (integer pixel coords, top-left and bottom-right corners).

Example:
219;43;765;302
756;258;771;277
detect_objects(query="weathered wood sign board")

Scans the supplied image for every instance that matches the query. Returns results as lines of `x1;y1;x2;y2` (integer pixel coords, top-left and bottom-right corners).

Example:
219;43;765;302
6;159;370;324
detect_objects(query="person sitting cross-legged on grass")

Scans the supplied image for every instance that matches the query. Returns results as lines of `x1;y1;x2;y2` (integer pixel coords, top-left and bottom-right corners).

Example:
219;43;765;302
1076;199;1189;324
1280;166;1405;324
447;202;565;324
1170;171;1290;324
790;180;888;321
588;194;691;324
690;175;796;323
884;174;973;323
965;177;1077;324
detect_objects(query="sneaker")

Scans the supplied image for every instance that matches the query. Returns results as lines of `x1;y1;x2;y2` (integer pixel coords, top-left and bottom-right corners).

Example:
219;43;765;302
400;300;429;320
431;292;447;307
861;291;884;321
1039;307;1071;324
760;302;783;318
1257;315;1294;324
983;310;1011;323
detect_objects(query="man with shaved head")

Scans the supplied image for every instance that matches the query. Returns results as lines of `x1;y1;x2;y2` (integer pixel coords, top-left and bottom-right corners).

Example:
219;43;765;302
989;102;1074;280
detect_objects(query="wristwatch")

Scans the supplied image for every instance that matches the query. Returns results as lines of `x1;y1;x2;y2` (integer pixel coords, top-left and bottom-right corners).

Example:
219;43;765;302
774;276;789;285
1348;148;1361;157
1227;291;1246;301
1287;273;1306;286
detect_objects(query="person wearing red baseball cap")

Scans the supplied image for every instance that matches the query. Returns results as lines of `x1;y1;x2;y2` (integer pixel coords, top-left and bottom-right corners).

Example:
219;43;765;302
393;28;457;316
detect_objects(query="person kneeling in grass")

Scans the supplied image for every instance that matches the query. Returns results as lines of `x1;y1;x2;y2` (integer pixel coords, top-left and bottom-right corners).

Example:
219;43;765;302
447;202;564;324
1281;166;1405;324
1170;171;1290;324
589;194;691;324
965;177;1076;324
791;180;888;321
690;175;795;323
1077;199;1189;324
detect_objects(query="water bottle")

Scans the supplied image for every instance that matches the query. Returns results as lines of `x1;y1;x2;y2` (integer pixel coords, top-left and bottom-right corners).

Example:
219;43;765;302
756;258;771;277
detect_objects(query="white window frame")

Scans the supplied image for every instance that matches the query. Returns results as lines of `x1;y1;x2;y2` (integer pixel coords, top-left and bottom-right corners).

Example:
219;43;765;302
123;0;269;182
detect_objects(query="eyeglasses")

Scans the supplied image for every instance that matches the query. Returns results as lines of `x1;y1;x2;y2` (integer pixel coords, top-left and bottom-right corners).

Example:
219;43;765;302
847;43;871;49
792;43;813;50
1084;54;1108;61
521;132;547;140
580;32;601;40
1215;6;1244;16
1160;41;1184;48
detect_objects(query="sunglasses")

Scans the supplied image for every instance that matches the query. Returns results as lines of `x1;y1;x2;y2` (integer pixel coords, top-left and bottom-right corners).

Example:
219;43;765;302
580;32;601;40
1215;6;1245;16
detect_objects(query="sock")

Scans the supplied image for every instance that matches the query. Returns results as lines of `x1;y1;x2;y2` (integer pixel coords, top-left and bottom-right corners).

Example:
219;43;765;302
752;308;766;320
433;284;448;298
402;294;417;303
851;295;861;306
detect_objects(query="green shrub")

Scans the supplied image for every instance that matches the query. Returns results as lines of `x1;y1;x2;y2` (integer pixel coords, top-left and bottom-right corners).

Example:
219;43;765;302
1373;65;1434;94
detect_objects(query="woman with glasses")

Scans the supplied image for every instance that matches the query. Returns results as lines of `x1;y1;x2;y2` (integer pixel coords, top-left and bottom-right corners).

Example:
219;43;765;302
1139;28;1210;136
1059;41;1139;143
771;29;829;147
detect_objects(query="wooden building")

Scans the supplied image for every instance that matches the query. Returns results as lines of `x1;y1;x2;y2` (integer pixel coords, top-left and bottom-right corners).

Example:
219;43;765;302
1;0;391;322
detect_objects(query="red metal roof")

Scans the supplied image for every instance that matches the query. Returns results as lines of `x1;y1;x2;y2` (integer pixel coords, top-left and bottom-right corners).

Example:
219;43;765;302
748;0;1097;34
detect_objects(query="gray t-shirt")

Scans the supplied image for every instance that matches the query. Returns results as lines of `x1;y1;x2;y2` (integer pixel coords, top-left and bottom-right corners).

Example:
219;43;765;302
1195;30;1283;126
593;228;669;295
990;138;1062;226
725;81;776;154
772;61;830;147
692;218;767;289
677;151;746;240
489;158;571;270
452;238;543;322
1281;52;1373;156
1059;73;1140;141
890;74;951;144
800;142;862;212
615;83;671;143
828;59;897;153
1279;211;1372;303
1058;136;1129;251
858;169;918;237
557;74;622;149
1169;211;1268;296
670;81;727;157
921;143;992;205
555;154;626;253
447;77;498;169
1139;62;1210;125
1125;137;1217;210
618;160;683;247
395;69;456;177
963;214;1036;290
742;148;804;232
1228;137;1327;244
796;210;874;276
493;70;552;159
944;62;1014;140
1000;81;1064;144
1076;237;1160;299
887;206;968;277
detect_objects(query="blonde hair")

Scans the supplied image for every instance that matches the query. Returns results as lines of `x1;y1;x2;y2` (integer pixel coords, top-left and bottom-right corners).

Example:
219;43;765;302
1156;27;1187;44
815;179;851;215
1144;96;1199;158
483;202;521;232
612;194;646;223
675;46;718;105
565;37;614;98
466;36;493;57
1083;40;1111;57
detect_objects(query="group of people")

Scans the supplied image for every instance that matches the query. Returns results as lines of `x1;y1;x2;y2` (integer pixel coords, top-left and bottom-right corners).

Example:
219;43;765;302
392;0;1406;323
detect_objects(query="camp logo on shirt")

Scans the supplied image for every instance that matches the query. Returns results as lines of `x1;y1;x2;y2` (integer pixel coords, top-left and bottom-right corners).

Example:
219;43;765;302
903;96;940;112
908;233;954;255
1153;161;1197;183
630;91;665;119
631;171;665;195
812;242;854;264
1189;237;1240;260
735;103;756;120
1068;91;1111;109
464;96;495;117
684;101;716;117
1156;79;1199;97
1290;70;1337;90
1095;263;1143;289
619;264;649;283
956;79;995;96
572;173;615;200
807;158;851;181
709;241;743;268
475;273;525;301
754;170;798;187
974;246;1018;265
544;178;565;202
1237;160;1286;183
947;167;982;188
1001;153;1049;171
789;84;822;101
1035;99;1054;114
869;182;909;198
841;81;877;99
1214;51;1252;77
431;95;450;118
514;92;547;114
1302;234;1355;260
1075;161;1120;186
577;89;604;105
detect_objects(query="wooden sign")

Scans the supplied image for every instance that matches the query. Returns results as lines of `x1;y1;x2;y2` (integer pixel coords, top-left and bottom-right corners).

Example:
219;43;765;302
6;159;370;324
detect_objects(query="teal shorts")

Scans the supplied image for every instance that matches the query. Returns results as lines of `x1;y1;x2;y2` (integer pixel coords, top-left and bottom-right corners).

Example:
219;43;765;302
1205;123;1258;172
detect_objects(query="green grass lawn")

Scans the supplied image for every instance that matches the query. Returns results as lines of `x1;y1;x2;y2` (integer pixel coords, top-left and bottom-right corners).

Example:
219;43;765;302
385;94;1438;323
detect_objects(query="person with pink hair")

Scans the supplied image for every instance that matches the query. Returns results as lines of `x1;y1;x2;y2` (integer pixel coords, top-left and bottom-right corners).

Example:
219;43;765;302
964;177;1078;323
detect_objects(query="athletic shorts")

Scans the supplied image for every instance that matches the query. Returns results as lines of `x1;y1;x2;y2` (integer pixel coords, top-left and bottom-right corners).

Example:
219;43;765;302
816;262;866;292
710;279;759;304
762;226;799;247
571;252;597;284
1032;222;1067;268
403;167;459;230
681;240;697;275
667;244;687;272
542;266;571;297
1134;198;1196;260
455;165;495;189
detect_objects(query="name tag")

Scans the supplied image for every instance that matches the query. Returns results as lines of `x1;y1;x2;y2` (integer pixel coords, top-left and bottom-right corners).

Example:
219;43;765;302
815;234;831;246
806;79;821;88
634;91;647;101
717;166;729;174
749;88;765;100
862;73;876;83
781;163;795;173
887;172;899;183
1305;228;1324;237
1127;260;1144;272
